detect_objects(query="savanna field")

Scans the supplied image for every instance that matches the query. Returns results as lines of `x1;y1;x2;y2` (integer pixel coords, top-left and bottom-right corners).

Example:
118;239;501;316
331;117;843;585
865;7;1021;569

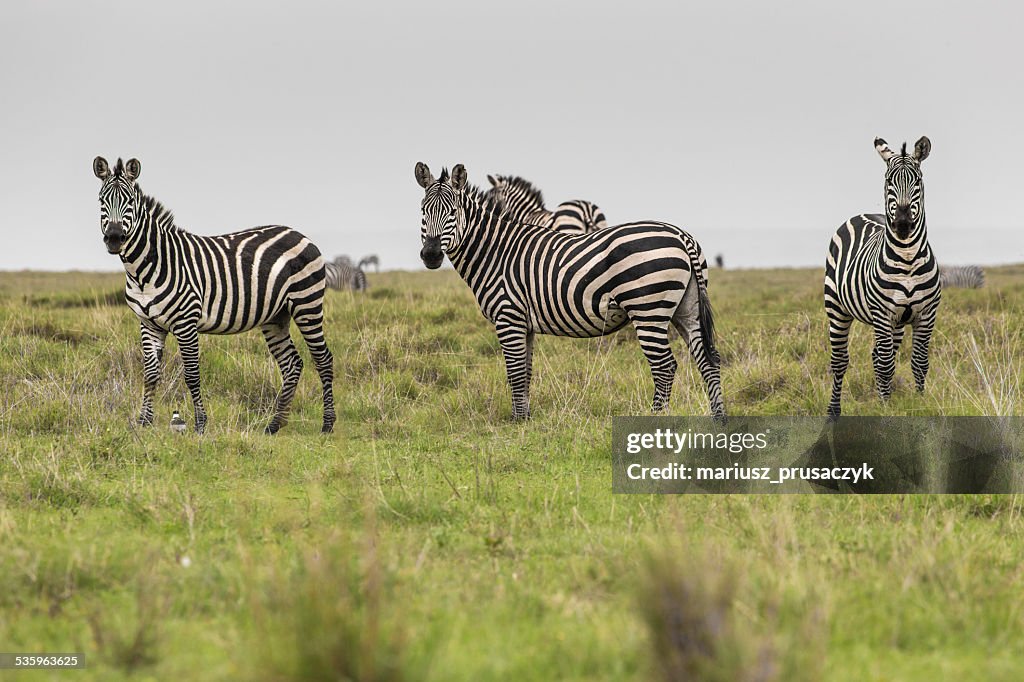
3;266;1024;681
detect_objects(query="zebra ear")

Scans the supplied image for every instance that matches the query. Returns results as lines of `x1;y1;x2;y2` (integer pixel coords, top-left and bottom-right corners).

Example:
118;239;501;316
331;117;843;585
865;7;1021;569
487;174;498;187
451;164;468;191
414;162;435;189
913;136;931;163
124;158;141;181
93;156;111;180
874;138;895;162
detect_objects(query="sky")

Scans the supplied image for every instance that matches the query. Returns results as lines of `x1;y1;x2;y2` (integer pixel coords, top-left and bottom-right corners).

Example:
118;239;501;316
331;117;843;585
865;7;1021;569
2;1;1023;271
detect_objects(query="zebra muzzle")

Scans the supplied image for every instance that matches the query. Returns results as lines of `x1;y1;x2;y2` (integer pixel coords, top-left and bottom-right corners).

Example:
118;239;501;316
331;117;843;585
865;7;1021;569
420;238;443;269
103;225;125;254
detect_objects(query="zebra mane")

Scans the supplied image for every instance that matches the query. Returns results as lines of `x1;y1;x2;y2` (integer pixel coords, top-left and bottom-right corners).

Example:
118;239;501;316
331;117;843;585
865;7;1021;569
465;182;504;213
141;192;178;231
494;175;545;209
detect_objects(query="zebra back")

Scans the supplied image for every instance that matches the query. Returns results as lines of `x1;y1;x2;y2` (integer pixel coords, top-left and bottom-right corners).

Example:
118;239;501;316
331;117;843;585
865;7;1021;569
939;264;985;289
487;174;608;234
325;259;368;292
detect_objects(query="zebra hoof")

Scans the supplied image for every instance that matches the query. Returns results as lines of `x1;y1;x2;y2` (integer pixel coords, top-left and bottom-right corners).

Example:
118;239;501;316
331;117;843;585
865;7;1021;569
137;417;153;427
265;423;280;435
321;423;334;434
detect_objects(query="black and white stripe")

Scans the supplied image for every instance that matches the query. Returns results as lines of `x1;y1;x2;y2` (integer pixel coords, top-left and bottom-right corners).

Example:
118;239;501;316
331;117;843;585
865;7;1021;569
325;256;369;292
486;174;608;234
939;265;985;289
93;156;335;434
416;162;724;419
823;137;941;417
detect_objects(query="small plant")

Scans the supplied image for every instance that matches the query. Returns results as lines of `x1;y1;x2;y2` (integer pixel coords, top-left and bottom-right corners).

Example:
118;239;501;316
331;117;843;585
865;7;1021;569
638;538;826;682
245;518;428;682
87;562;167;673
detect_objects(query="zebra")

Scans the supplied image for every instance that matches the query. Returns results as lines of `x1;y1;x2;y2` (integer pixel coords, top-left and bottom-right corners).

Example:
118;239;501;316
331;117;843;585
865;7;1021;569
824;137;941;418
415;162;724;420
359;254;380;272
325;257;368;292
487;175;712;284
92;156;335;434
485;174;609;234
939;265;985;289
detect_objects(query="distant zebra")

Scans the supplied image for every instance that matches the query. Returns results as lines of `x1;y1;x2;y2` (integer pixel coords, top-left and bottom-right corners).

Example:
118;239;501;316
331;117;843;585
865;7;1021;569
824;137;941;418
416;162;724;419
486;174;608;234
325;257;368;292
359;254;380;272
939;265;985;289
92;156;335;434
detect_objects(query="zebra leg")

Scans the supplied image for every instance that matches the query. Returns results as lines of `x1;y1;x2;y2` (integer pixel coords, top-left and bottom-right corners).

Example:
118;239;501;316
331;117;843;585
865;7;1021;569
911;309;938;393
524;331;535;397
628;313;677;413
496;322;532;420
138;321;167;426
261;317;303;435
826;313;854;418
291;304;336;433
871;319;897;401
892;326;906;356
173;322;207;434
671;284;725;419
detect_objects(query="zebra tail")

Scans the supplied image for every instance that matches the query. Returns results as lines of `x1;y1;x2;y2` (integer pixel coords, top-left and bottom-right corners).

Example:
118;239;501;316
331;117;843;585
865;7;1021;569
696;277;720;366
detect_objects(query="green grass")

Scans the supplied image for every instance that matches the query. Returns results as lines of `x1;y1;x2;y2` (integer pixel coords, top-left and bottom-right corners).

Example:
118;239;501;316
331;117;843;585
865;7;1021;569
1;266;1024;680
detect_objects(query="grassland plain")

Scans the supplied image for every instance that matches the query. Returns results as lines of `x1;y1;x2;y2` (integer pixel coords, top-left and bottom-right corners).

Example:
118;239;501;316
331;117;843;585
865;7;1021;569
1;266;1024;681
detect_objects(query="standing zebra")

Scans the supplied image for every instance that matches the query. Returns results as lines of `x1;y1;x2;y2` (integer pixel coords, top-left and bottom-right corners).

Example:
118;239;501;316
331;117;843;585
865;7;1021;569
325;257;369;292
939;265;985;289
824;137;941;417
359;254;380;272
92;156;335;434
416;162;724;419
486;174;609;234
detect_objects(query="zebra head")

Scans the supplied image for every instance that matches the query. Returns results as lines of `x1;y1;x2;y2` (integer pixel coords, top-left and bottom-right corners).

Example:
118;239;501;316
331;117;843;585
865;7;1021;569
875;136;931;240
415;162;468;269
93;156;142;254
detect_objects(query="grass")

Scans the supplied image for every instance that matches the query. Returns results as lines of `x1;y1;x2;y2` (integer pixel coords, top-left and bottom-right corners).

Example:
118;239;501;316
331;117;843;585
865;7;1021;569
1;265;1023;680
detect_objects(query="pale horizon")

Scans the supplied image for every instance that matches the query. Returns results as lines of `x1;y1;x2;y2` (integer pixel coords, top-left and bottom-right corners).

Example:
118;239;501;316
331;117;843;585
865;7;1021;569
3;1;1023;272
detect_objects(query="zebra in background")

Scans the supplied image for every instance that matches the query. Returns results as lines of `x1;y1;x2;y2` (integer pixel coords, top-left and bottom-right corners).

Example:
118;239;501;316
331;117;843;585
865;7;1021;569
359;254;380;272
939;264;985;289
92;156;335;434
325;256;368;292
415;162;724;420
824;137;941;418
486;174;608;234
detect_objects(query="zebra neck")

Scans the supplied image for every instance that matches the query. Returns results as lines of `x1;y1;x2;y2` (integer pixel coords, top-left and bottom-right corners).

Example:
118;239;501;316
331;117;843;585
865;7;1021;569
446;196;522;291
881;218;929;266
120;202;180;285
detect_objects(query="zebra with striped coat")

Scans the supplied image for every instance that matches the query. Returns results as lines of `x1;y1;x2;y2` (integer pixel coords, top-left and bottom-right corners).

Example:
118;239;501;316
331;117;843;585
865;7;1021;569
359;254;380;272
939;265;985;289
824;137;941;417
416;162;724;419
325;257;369;292
92;157;335;434
486;174;608;234
488;174;710;283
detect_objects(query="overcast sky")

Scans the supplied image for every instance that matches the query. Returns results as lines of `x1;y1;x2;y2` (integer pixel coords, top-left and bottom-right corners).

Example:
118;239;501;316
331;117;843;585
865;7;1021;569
2;1;1022;271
